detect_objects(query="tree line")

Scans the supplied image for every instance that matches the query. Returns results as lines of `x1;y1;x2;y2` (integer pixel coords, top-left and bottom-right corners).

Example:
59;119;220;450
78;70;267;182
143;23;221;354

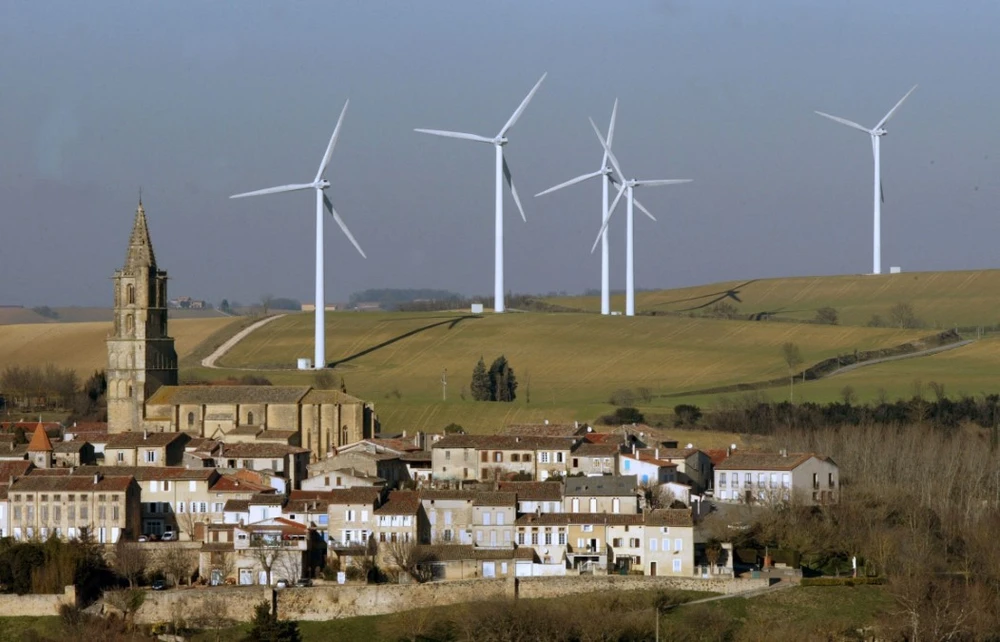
470;356;517;402
1;365;107;420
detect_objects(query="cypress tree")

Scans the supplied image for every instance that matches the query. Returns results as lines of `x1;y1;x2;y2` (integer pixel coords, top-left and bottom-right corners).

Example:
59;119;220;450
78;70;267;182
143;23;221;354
470;357;491;401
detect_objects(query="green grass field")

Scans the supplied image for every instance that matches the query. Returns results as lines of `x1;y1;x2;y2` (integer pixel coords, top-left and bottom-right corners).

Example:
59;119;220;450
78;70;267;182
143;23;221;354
203;310;928;435
547;269;1000;328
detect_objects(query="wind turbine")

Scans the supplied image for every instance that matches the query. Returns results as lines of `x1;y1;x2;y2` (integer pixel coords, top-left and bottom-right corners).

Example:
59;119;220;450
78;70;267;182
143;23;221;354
415;73;546;313
587;118;692;317
815;85;917;275
230;100;366;370
535;100;660;316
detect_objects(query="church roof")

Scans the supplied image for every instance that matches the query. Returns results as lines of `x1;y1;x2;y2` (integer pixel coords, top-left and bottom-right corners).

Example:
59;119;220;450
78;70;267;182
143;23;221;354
124;199;156;269
146;385;312;406
301;389;365;405
27;424;53;452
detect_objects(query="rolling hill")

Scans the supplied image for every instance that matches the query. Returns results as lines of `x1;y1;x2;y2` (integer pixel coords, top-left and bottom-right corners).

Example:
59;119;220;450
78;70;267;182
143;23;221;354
545;269;1000;328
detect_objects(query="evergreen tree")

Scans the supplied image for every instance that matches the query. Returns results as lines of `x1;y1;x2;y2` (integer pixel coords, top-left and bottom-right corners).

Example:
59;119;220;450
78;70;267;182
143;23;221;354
488;355;518;403
243;601;302;642
470;357;491;401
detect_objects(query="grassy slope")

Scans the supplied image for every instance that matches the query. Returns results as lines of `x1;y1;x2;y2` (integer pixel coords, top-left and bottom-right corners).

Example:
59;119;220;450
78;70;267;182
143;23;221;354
0;317;240;375
549;269;1000;328
204;310;924;435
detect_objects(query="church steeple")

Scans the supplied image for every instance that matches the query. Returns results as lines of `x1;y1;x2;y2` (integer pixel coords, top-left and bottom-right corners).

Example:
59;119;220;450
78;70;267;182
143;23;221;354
125;198;156;270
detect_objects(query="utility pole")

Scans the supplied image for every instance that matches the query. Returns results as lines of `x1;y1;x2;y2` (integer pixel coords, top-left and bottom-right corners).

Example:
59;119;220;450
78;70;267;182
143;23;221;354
441;369;447;402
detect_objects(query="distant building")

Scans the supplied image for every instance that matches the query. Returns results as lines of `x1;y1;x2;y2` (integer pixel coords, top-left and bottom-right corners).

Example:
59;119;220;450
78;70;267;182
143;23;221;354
300;304;338;312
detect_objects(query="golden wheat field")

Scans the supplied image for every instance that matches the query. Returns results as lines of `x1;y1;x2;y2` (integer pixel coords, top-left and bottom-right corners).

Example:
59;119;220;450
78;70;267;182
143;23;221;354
0;317;240;375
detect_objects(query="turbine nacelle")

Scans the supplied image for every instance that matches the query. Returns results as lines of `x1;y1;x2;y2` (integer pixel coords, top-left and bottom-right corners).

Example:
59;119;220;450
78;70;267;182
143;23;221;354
873;128;887;137
316;179;331;189
493;136;509;146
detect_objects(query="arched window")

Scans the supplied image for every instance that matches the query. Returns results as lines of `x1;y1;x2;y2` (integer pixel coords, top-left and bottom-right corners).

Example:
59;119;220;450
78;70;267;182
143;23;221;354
127;384;133;398
125;314;134;334
187;412;194;427
589;498;597;512
341;425;349;445
247;411;254;425
126;284;135;305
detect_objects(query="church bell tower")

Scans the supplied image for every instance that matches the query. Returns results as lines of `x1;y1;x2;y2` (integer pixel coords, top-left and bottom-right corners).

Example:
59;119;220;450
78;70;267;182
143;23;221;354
106;198;178;433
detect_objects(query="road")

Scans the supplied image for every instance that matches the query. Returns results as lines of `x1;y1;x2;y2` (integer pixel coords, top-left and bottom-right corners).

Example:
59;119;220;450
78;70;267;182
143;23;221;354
201;314;286;369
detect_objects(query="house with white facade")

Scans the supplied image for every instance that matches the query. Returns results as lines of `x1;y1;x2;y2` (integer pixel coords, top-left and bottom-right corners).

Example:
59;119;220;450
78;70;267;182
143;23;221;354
714;451;839;506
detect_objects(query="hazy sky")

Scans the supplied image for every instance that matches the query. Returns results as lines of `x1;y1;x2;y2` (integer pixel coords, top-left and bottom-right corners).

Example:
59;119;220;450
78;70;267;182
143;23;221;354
2;1;998;307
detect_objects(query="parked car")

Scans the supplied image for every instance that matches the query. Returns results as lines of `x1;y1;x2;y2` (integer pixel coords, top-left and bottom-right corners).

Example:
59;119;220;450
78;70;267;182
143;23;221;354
275;579;289;589
151;579;166;591
137;535;149;542
294;578;313;587
161;531;177;541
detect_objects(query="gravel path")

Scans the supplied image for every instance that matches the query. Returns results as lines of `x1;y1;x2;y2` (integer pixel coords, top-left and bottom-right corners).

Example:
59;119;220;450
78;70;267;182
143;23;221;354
825;339;974;378
201;314;286;369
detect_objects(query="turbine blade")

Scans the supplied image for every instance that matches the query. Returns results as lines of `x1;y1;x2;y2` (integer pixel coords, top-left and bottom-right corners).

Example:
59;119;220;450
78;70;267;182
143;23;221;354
414;129;494;144
535;170;604;197
634;179;693;187
498;72;547;137
814;111;871;134
875;85;918;130
324;194;367;259
632;197;656;222
602;98;619;170
591;184;627;253
881;181;885;204
588;118;626;182
230;184;315;199
315;100;349;183
502;153;527;222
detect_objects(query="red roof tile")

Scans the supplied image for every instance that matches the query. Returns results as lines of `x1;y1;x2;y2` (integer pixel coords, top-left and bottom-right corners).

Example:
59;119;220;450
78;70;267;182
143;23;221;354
27;424;53;452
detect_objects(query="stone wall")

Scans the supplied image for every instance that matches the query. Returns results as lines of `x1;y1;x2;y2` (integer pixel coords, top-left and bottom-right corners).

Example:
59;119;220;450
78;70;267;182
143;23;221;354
0;585;76;617
132;575;771;624
133;586;270;625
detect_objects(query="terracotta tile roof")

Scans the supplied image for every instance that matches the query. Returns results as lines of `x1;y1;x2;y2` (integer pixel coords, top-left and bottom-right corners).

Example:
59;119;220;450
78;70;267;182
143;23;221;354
224;499;249;513
27;424;53;452
52;441;89;453
714;451;826;472
621;453;677;468
209;475;276;494
571;443;619;457
497;482;564;502
433;435;574;451
201;542;235;553
0;445;29;458
146;385;312;406
703;449;730;467
250;493;285;505
365;438;421;453
68;466;216;482
499;423;591;438
375;491;420;515
256;430;298;442
240;516;308;533
106;432;189;448
1;421;60;433
66;422;108;434
186;438;220;452
565;475;638;497
10;474;134;492
219;443;309;458
399;451;432;462
233;469;267;485
226;426;262;437
0;460;32;481
645;508;694;527
324;488;383;505
641;447;700;460
474;491;516;507
582;432;627;445
515;513;645;527
420;490;476;501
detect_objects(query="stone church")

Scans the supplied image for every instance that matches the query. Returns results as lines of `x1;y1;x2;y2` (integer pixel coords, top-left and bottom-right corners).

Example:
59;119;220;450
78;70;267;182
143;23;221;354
106;200;375;461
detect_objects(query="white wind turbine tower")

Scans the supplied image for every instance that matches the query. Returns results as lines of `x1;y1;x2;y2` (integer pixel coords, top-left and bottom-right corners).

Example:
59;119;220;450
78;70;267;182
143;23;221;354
415;73;546;313
535;100;660;316
815;85;917;275
587;118;691;317
230;100;366;370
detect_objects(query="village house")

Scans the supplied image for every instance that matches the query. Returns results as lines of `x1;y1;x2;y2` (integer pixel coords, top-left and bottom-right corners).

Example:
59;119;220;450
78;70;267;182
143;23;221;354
569;442;619;476
8;473;141;543
431;435;575;483
420;489;476;545
472;491;516;548
300;466;386;492
326;487;383;548
515;513;570;566
217;442;310;490
105;431;190;467
643;508;695;577
53;441;96;468
643;447;713;493
233;517;325;585
374;491;424;546
714;451;840;506
496;481;564;514
414;545;534;580
605;514;646;573
306;448;409;488
619;449;678;486
565;475;640;514
282;491;333;535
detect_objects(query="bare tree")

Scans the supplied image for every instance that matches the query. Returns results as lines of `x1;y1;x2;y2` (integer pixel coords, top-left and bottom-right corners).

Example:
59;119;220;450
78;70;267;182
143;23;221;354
197;595;234;642
839;385;857;406
260;293;274;316
383;539;432;583
780;342;803;403
176;511;203;541
111;538;147;588
247;536;287;586
104;589;145;632
157;547;197;586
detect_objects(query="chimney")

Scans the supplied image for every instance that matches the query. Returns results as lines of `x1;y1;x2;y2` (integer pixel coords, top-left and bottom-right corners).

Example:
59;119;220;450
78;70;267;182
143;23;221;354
631;444;636;455
402;430;407;438
574;421;578;430
544;419;549;425
655;448;659;460
93;473;101;485
143;430;148;440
